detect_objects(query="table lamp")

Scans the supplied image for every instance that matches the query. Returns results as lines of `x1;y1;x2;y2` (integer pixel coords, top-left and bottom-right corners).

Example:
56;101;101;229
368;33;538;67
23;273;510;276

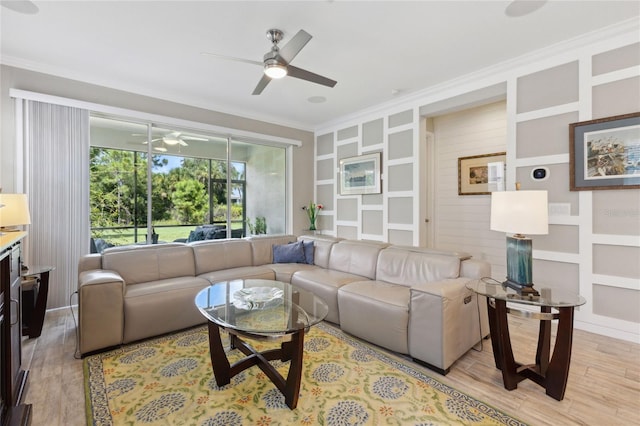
0;193;32;234
490;187;548;295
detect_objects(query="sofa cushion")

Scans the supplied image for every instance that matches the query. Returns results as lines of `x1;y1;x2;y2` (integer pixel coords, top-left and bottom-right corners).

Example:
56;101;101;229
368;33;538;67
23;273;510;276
297;235;341;269
102;244;196;284
328;240;388;279
375;247;461;287
124;276;209;298
123;276;210;343
197;266;275;284
247;235;298;265
265;263;318;283
191;239;253;275
338;280;410;354
291;268;368;324
273;241;306;264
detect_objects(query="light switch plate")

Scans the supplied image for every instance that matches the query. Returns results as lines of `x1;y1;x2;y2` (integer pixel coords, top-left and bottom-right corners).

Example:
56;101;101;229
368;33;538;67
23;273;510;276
549;203;571;216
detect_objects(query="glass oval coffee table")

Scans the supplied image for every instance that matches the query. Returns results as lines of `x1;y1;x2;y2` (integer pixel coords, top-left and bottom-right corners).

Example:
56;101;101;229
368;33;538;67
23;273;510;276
195;278;328;409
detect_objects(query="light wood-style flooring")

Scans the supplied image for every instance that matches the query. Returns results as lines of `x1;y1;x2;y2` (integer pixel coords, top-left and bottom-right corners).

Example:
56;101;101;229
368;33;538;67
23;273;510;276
21;307;640;426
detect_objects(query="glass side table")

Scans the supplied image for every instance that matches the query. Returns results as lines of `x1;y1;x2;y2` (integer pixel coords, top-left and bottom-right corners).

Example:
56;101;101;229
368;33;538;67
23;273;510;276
21;266;55;338
466;278;586;401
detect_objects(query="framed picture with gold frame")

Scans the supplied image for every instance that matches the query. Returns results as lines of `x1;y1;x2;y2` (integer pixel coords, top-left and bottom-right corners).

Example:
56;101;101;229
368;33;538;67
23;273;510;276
458;152;506;195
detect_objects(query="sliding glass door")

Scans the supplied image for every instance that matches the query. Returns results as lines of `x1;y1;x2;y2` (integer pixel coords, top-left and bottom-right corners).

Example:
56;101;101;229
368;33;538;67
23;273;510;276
89;117;149;249
233;139;286;235
89;115;286;249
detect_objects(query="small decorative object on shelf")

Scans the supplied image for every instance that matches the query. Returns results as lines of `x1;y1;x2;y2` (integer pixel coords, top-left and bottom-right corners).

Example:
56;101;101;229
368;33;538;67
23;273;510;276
302;202;323;231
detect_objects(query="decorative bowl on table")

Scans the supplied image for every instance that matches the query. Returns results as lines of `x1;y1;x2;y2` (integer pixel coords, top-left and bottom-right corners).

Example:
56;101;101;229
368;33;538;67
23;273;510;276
233;286;284;310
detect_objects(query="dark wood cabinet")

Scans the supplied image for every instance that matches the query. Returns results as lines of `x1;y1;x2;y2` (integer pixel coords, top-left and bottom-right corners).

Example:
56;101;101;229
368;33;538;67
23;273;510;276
0;234;31;426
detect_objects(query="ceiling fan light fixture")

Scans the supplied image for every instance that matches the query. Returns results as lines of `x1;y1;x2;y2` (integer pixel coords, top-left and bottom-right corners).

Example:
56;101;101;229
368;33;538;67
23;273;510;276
163;136;180;146
264;60;287;79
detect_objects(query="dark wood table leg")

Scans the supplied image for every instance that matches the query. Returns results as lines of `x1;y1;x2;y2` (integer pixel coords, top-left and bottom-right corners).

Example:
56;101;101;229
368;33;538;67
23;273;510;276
493;299;522;390
486;298;503;370
207;321;232;386
205;321;305;409
31;270;49;338
545;307;575;400
536;305;551;375
283;328;304;409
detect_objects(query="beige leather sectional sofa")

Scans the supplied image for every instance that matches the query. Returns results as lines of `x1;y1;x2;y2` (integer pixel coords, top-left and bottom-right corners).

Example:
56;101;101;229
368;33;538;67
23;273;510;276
78;234;490;374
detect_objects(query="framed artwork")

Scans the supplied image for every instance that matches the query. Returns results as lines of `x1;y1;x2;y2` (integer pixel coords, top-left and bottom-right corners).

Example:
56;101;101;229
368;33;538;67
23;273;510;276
458;152;506;195
569;112;640;191
339;152;381;195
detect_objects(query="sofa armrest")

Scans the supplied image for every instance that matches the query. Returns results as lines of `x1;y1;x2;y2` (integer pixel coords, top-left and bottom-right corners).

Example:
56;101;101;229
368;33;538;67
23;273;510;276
410;277;471;298
78;254;102;274
78;270;125;355
460;258;491;280
408;278;485;373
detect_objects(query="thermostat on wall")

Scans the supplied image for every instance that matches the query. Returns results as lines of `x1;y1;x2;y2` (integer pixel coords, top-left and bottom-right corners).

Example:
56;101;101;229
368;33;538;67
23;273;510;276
531;167;549;181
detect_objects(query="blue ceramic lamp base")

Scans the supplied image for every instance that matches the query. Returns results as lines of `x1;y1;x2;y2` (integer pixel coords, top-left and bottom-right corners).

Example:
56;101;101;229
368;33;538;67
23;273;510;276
504;235;539;296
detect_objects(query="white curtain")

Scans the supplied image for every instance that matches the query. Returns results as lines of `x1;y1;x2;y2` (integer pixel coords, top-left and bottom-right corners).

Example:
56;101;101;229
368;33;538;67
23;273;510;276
23;100;89;309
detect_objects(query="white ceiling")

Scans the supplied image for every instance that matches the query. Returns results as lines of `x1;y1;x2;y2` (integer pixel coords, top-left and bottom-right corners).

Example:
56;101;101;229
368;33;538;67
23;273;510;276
2;1;639;130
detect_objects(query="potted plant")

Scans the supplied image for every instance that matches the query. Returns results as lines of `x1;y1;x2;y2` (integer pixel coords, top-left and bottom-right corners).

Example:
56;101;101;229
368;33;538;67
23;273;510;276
247;217;267;235
302;202;323;231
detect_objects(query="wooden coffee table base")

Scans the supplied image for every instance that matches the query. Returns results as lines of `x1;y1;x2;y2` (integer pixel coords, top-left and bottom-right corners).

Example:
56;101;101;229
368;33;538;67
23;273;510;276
207;321;305;409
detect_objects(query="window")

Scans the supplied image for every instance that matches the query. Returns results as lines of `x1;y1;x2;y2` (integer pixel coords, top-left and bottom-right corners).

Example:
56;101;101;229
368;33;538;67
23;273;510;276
89;116;286;248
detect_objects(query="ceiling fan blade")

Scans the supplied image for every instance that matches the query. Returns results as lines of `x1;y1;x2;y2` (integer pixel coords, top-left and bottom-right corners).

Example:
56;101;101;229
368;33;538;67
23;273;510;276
287;65;337;88
278;30;312;64
1;0;39;14
138;138;161;145
252;74;272;95
201;52;262;67
182;136;209;141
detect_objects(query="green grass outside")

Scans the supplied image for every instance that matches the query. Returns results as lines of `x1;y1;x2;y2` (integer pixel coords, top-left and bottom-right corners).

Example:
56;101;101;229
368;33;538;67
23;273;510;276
92;223;246;246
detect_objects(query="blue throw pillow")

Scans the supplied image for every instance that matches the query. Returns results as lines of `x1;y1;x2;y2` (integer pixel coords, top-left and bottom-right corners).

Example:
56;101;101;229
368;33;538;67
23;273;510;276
273;241;306;264
302;240;314;265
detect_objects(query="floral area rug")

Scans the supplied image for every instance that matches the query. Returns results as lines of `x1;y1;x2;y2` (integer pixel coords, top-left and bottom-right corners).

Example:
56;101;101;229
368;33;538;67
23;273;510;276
84;322;527;425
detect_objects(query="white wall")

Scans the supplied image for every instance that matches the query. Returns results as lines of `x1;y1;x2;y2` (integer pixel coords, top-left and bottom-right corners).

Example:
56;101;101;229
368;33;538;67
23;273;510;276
314;21;640;343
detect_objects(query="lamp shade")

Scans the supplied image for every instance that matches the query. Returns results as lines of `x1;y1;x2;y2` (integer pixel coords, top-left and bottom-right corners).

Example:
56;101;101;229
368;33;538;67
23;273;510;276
490;190;548;235
0;193;31;227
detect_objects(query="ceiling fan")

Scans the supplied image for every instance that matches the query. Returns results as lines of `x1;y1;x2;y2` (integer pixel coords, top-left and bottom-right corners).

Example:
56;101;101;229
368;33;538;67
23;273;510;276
130;132;208;149
202;29;337;95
